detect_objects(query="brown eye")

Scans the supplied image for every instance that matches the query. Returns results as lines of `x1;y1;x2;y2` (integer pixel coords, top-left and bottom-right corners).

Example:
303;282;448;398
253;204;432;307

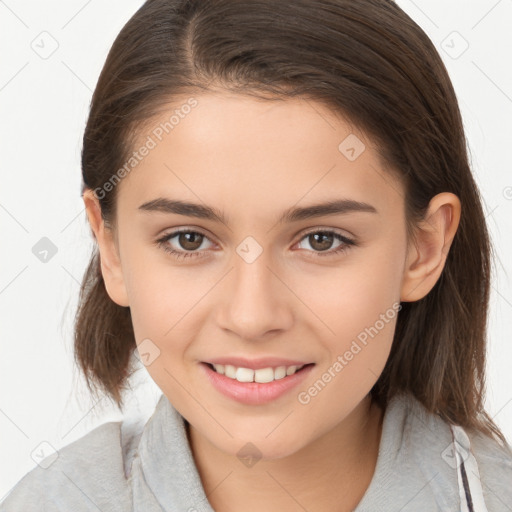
177;232;204;251
156;229;214;260
307;232;335;251
296;229;356;258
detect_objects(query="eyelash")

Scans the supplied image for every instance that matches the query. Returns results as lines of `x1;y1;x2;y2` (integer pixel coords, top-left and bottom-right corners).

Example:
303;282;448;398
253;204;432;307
155;228;356;261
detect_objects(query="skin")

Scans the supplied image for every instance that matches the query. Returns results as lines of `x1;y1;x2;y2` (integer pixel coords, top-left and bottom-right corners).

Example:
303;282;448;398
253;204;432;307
83;91;461;512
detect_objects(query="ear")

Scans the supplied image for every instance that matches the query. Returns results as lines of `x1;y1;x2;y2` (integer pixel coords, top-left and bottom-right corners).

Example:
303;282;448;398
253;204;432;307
400;192;461;302
82;189;130;307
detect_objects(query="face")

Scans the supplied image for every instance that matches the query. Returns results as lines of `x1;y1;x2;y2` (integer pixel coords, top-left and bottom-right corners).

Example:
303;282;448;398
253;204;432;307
87;91;435;460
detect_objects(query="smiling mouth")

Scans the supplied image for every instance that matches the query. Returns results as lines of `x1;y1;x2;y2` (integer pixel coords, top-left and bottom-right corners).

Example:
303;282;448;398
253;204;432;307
205;362;314;383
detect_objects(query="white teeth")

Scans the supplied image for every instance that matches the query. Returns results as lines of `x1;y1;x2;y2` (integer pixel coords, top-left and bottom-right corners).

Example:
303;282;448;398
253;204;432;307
211;363;305;382
254;367;274;383
274;366;287;380
225;364;236;379
236;367;254;382
286;365;297;376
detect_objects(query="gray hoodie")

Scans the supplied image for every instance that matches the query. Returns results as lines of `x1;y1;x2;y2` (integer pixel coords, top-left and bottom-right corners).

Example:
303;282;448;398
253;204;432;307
1;391;511;511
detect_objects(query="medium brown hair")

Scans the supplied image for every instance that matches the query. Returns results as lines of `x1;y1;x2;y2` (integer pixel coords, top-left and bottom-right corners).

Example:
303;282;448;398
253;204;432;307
75;0;510;447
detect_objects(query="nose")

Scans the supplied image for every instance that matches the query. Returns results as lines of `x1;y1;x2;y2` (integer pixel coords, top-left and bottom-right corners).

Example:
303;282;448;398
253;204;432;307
216;246;294;341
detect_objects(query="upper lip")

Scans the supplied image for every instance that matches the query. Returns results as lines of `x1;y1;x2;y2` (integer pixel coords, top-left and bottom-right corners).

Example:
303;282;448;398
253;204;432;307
204;357;313;370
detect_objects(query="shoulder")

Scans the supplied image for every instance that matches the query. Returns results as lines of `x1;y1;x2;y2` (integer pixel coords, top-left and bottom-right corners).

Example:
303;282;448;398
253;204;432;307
0;420;135;512
466;427;512;509
395;393;512;506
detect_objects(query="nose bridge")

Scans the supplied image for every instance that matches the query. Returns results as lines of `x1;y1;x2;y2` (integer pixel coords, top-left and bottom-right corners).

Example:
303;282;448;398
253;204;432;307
218;237;293;339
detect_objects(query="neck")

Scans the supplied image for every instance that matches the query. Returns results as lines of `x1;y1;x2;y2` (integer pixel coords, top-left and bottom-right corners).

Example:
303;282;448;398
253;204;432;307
187;395;384;512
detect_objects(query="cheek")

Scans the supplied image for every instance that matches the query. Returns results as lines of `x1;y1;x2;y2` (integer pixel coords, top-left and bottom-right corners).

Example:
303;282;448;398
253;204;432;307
122;237;194;326
295;238;403;395
297;238;404;339
120;248;192;354
294;264;400;429
125;265;200;403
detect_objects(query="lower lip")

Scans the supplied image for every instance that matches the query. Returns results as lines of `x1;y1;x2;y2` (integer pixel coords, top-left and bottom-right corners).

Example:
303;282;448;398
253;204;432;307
200;362;315;405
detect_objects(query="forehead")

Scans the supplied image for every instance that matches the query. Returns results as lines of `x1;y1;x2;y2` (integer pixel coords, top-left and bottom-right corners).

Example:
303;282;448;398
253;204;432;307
116;92;404;224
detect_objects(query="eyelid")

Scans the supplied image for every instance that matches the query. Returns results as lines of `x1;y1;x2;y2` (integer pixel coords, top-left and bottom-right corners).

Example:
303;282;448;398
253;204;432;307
298;225;356;240
158;226;218;243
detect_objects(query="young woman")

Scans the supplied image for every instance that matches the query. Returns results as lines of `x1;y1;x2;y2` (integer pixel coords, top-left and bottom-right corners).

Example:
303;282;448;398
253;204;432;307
2;0;511;511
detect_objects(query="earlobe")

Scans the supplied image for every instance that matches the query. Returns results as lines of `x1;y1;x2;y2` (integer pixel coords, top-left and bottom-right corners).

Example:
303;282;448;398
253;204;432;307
82;189;130;307
400;192;461;302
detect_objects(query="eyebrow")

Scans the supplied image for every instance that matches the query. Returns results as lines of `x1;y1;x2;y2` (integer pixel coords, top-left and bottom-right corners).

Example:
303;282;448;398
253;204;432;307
137;197;378;224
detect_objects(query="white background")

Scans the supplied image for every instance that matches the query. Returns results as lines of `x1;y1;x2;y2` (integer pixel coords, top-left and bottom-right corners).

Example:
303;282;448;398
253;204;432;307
1;0;511;499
